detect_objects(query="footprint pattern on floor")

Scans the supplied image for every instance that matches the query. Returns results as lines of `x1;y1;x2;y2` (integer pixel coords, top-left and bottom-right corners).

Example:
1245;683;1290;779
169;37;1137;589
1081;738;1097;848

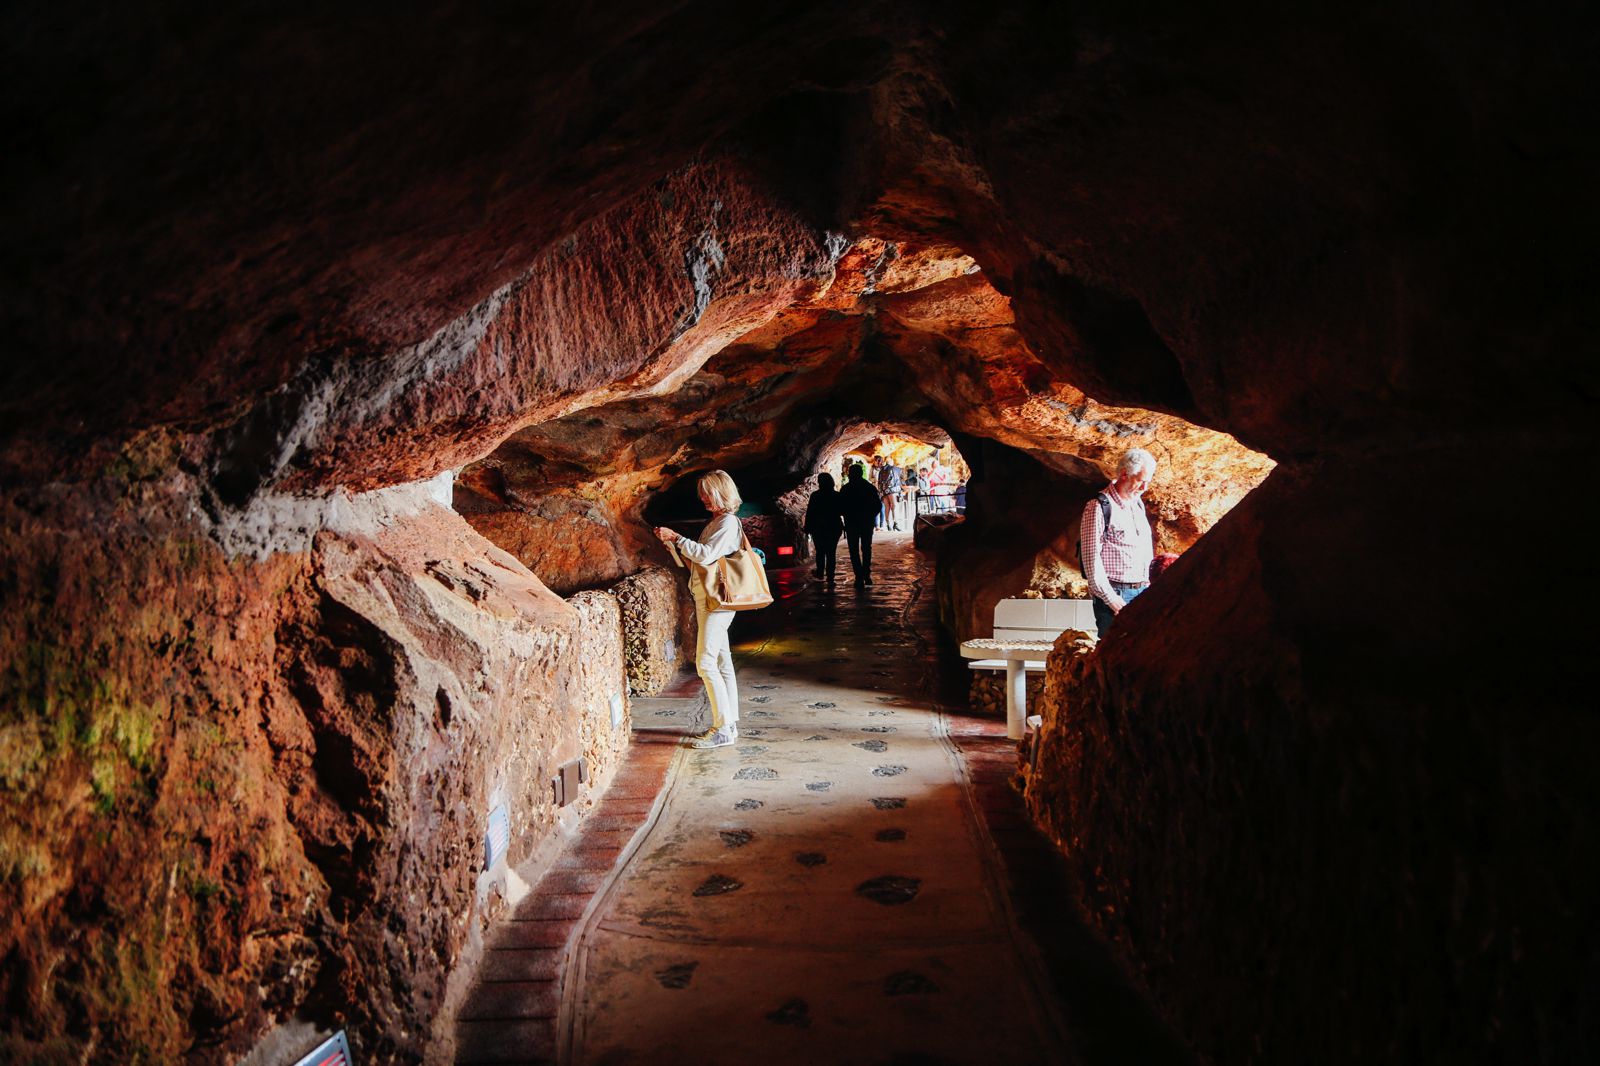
564;536;1059;1066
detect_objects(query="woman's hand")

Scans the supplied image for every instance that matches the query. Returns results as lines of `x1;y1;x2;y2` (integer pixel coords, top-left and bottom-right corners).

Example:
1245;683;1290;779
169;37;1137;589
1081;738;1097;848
653;526;678;546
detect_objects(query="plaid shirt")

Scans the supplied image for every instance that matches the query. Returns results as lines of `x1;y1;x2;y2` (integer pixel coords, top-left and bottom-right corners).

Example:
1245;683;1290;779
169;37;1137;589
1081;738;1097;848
1081;488;1153;608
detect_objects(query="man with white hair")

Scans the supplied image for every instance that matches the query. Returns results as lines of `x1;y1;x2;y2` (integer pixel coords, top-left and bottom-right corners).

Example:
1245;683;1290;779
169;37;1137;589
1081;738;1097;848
1080;448;1157;637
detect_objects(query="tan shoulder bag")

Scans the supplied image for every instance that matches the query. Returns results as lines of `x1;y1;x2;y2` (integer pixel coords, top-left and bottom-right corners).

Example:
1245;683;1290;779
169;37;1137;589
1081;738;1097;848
703;529;774;612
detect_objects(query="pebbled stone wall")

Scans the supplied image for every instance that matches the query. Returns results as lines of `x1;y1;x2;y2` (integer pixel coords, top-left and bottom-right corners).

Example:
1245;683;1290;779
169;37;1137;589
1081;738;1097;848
967;670;1045;720
567;591;632;796
610;568;694;698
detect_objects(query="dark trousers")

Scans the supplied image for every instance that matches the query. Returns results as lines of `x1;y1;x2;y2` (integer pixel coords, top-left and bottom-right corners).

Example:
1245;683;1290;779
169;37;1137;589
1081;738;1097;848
811;533;840;580
1092;585;1145;636
845;527;874;580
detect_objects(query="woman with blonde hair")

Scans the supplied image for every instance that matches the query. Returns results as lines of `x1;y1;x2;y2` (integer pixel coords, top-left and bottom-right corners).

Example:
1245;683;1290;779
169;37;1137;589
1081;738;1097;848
653;470;745;748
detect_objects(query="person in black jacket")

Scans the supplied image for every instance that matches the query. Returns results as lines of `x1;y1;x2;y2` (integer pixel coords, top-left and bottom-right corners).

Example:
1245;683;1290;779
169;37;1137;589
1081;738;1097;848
837;464;884;586
803;472;844;585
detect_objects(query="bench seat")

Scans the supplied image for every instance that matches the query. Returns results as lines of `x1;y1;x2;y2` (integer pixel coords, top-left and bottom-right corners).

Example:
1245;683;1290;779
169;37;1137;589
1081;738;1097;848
967;658;1048;672
965;597;1096;674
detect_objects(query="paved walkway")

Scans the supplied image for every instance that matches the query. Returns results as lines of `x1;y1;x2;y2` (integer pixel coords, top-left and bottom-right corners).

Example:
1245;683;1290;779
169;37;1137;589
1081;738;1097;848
456;535;1175;1066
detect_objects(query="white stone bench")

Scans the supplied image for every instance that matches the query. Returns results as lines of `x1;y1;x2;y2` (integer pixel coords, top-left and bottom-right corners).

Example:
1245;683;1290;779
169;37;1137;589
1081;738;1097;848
966;597;1096;674
962;598;1096;740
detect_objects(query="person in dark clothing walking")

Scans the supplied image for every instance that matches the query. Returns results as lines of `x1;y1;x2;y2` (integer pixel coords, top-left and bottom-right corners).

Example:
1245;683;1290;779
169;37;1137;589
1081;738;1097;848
803;472;844;585
838;464;883;586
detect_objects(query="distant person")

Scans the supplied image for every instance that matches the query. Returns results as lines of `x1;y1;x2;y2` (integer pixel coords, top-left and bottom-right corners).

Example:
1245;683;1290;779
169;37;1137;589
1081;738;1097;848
899;466;917;529
803;472;844;586
954;477;967;515
928;462;949;512
838;464;883;586
870;456;887;529
1080;448;1156;637
653;470;746;748
877;460;904;531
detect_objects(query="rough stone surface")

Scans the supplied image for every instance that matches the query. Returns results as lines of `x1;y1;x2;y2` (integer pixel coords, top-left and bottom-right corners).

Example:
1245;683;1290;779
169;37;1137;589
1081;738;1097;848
0;479;622;1064
969;670;1046;719
1024;459;1592;1063
457;497;633;598
457;252;1269;607
1;5;1592;1063
609;568;693;697
567;590;633;793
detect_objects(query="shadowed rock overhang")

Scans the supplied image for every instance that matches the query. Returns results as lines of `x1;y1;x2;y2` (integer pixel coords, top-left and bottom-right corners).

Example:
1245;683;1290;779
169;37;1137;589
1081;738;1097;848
0;4;1592;1065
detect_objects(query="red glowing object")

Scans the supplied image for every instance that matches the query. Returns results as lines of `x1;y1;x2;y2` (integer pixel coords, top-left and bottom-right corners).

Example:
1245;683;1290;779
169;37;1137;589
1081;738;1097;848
776;545;794;555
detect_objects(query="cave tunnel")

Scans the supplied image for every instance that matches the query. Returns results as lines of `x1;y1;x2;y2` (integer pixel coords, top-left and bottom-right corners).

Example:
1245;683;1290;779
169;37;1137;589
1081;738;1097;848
1;4;1594;1064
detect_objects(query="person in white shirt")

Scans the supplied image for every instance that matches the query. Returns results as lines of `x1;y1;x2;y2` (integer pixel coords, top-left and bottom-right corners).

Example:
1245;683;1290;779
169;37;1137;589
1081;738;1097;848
928;463;950;512
1080;448;1156;637
653;470;745;748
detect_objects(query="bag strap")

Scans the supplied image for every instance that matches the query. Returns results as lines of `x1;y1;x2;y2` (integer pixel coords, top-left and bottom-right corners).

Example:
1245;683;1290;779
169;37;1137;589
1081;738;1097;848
715;524;752;567
1077;492;1114;565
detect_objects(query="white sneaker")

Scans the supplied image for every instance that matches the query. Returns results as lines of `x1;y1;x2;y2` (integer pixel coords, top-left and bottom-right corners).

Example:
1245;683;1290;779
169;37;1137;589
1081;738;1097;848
687;724;737;749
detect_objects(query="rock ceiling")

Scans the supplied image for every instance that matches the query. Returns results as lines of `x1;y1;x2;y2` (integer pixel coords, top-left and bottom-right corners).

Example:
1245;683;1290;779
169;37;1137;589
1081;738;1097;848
449;217;1272;593
1;7;1589;1062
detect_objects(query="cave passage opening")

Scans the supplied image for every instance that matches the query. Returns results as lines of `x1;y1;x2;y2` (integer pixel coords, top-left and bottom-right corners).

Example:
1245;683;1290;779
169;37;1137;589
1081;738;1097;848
639;427;970;562
9;5;1581;1060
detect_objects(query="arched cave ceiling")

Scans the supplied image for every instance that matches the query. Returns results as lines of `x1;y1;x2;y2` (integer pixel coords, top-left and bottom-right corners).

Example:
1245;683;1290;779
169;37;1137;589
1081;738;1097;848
1;6;1594;1064
452;230;1272;591
4;2;1584;511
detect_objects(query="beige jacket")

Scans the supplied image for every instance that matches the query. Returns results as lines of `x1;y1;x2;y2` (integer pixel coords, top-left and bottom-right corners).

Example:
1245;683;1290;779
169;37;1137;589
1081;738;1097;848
675;513;743;602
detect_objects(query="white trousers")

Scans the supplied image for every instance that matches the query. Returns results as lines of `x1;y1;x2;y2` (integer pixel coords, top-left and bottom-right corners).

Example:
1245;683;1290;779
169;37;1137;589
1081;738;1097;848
692;590;739;730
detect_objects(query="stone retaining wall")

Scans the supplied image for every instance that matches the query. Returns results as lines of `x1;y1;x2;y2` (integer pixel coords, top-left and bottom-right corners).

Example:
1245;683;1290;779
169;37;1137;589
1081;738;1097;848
566;591;631;793
967;670;1045;718
610;567;692;696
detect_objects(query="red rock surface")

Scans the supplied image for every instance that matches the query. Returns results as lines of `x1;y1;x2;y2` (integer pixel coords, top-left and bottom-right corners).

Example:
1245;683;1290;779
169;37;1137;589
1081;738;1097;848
454;247;1269;612
1023;454;1591;1063
1;5;1592;1064
0;475;630;1063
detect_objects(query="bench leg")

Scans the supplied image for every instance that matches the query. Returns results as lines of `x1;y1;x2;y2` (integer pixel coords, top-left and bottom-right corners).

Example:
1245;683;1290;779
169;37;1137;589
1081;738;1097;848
1005;660;1026;741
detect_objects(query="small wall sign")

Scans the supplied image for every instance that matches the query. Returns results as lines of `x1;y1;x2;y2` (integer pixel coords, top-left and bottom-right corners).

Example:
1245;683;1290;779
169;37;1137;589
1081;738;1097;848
484;803;510;871
293;1030;352;1066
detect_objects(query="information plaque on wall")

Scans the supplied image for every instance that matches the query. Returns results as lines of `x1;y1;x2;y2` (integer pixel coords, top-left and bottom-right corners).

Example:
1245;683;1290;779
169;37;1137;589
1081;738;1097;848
484;803;510;871
293;1030;352;1066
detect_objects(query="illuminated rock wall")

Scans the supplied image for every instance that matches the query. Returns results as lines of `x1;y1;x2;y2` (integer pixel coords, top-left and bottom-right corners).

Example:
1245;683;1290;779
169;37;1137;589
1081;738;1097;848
1;4;1590;1063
